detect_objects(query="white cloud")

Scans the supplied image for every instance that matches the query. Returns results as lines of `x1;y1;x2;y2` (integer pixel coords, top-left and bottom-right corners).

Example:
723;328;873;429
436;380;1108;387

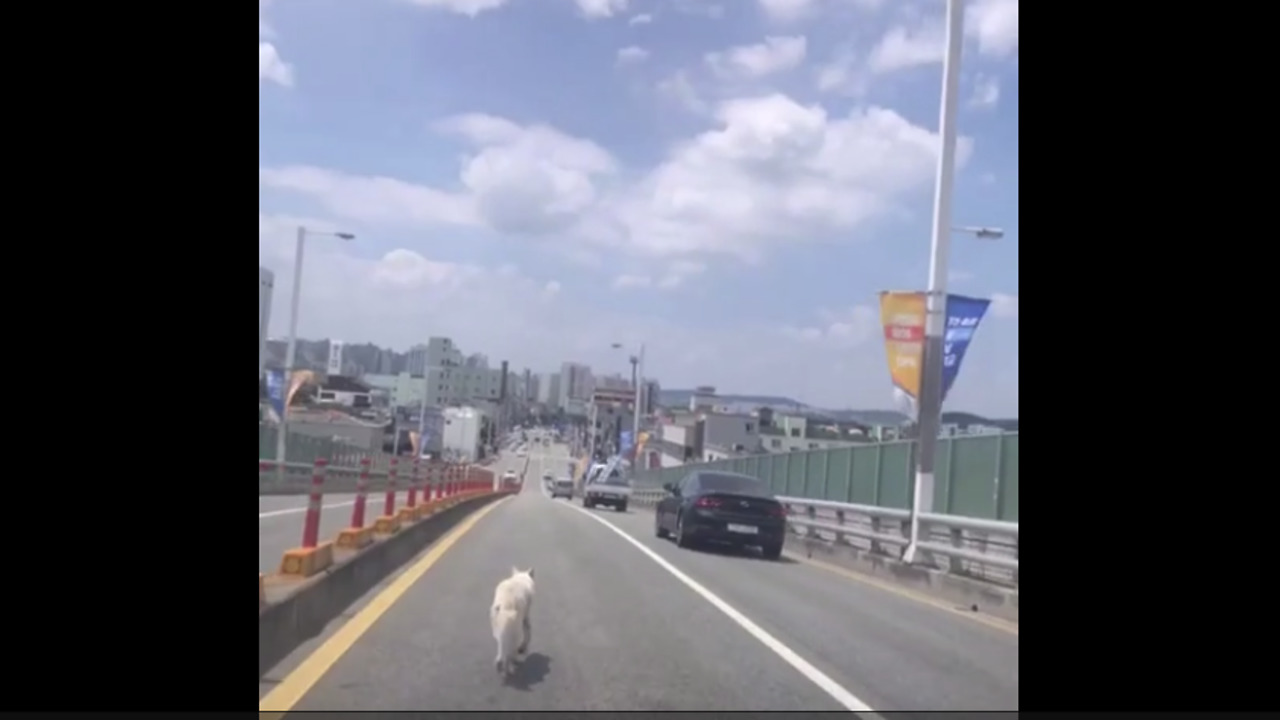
706;36;808;78
613;94;973;260
259;42;295;87
783;305;878;347
402;0;512;16
401;0;629;18
572;0;628;18
612;274;652;290
656;71;708;115
434;113;617;234
969;75;1000;109
867;23;945;74
968;0;1019;58
616;46;650;65
259;165;476;227
671;0;725;19
628;12;652;25
611;260;705;291
262;95;971;264
757;0;817;22
990;292;1018;318
258;1;293;87
815;47;868;97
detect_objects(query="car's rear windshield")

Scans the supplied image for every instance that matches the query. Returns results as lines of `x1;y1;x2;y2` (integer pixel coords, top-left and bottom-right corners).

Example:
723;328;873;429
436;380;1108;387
601;473;629;486
698;473;769;495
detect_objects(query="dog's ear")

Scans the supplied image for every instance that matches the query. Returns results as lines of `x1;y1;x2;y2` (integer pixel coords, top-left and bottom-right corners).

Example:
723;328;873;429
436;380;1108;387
510;566;520;576
526;567;535;579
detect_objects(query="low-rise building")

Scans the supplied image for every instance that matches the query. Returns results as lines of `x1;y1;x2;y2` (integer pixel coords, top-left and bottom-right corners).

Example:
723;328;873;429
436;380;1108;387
314;375;374;409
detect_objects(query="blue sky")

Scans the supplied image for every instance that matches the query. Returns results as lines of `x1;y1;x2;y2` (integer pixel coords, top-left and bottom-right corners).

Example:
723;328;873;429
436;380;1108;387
258;0;1019;416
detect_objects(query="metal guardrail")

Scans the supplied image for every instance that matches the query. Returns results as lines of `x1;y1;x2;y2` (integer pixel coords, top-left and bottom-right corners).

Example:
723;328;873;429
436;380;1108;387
630;487;1018;586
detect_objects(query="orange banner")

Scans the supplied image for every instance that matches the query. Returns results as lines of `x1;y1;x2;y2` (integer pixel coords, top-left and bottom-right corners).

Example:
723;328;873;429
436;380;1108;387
285;369;316;412
878;291;927;400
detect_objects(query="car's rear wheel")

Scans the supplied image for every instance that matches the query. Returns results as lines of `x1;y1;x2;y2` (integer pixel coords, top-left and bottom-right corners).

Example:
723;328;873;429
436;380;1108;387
675;513;694;549
761;541;783;560
583;497;594;508
654;513;669;539
617;502;628;513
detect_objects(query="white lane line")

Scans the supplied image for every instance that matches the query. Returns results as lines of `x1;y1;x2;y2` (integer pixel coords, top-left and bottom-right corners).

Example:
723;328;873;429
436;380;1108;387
562;501;880;714
259;501;355;519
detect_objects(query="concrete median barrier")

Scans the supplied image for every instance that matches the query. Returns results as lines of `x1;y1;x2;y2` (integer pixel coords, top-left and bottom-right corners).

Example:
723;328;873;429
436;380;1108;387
259;489;515;678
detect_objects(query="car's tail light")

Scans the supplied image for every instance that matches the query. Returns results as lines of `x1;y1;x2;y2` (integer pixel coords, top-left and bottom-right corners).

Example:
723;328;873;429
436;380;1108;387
694;496;723;508
768;504;788;517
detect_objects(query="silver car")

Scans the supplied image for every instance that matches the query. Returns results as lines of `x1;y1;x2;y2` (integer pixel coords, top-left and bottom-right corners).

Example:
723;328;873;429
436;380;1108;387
550;477;575;499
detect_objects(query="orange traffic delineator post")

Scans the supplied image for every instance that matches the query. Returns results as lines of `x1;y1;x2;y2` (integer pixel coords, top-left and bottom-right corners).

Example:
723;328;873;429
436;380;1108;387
338;457;376;549
279;458;337;577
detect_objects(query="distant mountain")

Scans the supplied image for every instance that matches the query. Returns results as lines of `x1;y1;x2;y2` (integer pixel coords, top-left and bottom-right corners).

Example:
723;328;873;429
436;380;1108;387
658;389;1015;429
659;389;810;410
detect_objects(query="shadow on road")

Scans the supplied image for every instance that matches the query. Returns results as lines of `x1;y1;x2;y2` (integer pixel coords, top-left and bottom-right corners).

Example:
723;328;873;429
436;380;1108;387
691;542;799;565
506;652;551;690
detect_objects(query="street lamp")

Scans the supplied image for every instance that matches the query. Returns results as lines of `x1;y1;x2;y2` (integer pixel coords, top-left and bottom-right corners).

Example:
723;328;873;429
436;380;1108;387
902;0;976;566
608;342;646;460
953;225;1004;240
275;226;356;472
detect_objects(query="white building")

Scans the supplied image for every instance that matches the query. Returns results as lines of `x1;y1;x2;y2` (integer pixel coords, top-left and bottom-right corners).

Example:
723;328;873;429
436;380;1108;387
315;376;374;409
363;372;428;409
424;336;504;408
406;344;429;376
259;267;274;379
442;406;484;461
364;337;505;411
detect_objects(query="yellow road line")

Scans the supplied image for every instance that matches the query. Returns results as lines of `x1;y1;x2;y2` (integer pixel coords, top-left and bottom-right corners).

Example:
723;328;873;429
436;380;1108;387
259;496;514;713
787;552;1019;636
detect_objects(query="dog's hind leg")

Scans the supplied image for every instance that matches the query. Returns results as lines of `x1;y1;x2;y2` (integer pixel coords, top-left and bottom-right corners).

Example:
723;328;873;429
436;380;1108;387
517;613;531;656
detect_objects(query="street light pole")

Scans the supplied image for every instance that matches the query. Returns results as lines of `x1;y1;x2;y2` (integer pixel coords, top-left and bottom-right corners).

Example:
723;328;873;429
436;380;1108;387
274;226;356;474
631;344;645;458
903;0;965;566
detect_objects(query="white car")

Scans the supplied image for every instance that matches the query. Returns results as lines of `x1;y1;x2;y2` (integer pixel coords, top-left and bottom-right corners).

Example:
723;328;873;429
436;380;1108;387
516;447;527;457
550;477;574;499
583;467;632;512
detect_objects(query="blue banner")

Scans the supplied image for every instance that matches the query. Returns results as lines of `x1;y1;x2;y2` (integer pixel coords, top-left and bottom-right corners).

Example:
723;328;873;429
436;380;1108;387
619;430;634;456
941;294;992;402
265;368;286;421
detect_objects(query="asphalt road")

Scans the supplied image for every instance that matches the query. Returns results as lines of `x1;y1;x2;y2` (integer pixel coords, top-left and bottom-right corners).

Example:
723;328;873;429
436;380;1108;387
266;444;1017;711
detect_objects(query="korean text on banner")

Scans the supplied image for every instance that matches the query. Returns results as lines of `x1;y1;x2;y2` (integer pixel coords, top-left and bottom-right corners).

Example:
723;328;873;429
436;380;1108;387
265;368;286;421
940;294;991;403
879;291;927;400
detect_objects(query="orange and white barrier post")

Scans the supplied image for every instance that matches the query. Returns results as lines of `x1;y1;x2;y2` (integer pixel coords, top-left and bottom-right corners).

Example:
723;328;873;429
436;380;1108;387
384;457;399;517
280;458;336;576
301;458;328;548
407;458;420;508
351;456;371;528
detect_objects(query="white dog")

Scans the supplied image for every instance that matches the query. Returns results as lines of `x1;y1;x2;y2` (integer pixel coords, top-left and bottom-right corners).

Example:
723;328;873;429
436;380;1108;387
490;566;535;676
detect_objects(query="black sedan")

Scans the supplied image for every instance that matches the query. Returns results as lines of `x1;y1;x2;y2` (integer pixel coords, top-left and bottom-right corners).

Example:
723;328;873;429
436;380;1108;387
653;470;788;559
